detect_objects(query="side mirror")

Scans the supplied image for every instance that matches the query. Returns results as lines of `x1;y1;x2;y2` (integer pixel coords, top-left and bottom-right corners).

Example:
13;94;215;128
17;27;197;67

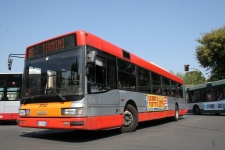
8;58;13;70
87;51;97;63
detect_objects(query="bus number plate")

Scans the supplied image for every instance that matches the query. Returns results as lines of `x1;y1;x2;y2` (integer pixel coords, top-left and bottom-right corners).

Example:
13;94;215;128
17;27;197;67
37;121;47;126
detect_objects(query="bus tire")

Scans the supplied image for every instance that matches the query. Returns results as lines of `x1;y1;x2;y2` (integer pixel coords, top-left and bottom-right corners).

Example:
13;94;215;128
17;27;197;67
173;105;179;121
193;106;201;115
120;104;138;133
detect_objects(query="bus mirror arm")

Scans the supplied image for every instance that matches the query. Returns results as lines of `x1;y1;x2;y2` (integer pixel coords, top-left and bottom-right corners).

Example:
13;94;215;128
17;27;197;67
7;54;25;70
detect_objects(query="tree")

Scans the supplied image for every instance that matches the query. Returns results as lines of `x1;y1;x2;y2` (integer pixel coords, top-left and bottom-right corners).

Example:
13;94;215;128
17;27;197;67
196;25;225;81
170;71;205;87
183;71;205;87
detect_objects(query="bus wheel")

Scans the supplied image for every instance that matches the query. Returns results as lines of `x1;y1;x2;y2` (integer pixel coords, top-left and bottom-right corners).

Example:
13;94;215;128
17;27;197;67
193;106;201;115
121;104;138;133
173;105;179;121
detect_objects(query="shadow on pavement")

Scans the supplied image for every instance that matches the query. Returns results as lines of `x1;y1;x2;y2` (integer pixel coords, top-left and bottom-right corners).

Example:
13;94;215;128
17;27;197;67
20;117;182;143
0;120;17;125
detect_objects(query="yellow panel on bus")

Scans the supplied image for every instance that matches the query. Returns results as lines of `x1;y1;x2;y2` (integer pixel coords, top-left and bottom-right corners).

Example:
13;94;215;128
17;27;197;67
145;94;168;111
20;101;73;117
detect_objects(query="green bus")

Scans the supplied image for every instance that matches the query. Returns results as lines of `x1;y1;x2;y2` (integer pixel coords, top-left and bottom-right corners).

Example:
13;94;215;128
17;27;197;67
187;79;225;115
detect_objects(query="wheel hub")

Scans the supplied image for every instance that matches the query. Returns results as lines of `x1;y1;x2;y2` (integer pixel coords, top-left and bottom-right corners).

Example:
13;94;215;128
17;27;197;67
123;110;133;127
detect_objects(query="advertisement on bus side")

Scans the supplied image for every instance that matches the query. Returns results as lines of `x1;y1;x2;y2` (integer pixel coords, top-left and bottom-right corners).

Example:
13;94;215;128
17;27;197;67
203;100;225;111
145;94;168;111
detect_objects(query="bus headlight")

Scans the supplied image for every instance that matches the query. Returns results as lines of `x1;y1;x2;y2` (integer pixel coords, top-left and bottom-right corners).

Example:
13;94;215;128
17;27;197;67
19;110;26;116
19;109;30;116
61;108;83;115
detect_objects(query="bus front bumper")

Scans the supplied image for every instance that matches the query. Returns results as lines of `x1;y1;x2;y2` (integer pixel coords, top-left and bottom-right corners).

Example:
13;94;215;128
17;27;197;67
18;115;123;130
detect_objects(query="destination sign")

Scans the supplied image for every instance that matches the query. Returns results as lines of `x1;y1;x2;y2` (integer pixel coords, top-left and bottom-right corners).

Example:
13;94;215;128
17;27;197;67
27;34;76;59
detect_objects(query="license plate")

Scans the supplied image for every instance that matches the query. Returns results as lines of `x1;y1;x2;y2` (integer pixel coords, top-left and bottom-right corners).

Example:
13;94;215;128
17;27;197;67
37;121;47;126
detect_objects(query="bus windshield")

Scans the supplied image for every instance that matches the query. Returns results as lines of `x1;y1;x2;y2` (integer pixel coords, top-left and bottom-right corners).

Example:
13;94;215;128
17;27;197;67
22;48;83;101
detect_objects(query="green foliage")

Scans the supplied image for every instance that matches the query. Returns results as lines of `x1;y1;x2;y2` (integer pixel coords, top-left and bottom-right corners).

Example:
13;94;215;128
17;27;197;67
172;71;205;87
173;71;185;79
183;71;205;87
196;25;225;81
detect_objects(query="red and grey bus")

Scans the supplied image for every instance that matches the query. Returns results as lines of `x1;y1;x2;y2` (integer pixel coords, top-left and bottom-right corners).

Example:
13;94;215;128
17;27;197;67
0;73;22;122
17;30;187;132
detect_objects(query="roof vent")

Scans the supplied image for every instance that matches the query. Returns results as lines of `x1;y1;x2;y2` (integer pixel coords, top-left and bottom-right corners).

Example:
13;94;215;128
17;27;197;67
122;50;130;60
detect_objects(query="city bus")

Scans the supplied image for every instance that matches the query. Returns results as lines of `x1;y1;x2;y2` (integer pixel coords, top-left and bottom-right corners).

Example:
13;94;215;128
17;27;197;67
17;30;187;132
0;73;22;122
186;79;225;115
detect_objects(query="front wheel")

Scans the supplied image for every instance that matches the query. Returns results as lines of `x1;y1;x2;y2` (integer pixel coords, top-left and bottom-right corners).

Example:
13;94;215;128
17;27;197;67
120;104;138;133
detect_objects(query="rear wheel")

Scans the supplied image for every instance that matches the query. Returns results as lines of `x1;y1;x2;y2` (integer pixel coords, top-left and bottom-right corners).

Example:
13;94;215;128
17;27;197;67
120;104;138;133
193;106;201;115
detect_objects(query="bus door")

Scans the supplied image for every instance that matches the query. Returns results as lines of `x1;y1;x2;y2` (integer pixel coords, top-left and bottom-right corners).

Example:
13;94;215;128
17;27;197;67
86;53;120;117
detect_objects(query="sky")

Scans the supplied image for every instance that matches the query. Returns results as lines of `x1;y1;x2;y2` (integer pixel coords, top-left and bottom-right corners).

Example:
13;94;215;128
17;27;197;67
1;0;225;79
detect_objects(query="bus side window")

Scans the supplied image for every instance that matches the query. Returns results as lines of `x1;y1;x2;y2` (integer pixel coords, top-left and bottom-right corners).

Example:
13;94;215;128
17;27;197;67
96;65;105;84
118;59;136;91
162;77;170;96
96;57;107;91
88;56;108;93
178;84;183;98
138;67;151;93
87;63;95;82
171;81;178;97
152;72;161;95
107;59;117;89
218;87;225;100
191;91;197;102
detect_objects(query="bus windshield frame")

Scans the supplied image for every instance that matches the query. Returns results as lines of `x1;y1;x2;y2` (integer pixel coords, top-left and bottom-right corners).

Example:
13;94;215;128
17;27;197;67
21;47;84;103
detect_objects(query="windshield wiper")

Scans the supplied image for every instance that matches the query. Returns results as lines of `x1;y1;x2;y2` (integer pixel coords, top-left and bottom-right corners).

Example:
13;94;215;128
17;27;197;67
44;88;66;101
21;92;66;104
21;94;46;104
52;91;66;101
21;96;32;104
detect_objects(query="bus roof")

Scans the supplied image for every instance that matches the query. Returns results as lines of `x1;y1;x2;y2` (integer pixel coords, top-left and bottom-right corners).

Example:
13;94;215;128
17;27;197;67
187;79;225;90
26;30;183;84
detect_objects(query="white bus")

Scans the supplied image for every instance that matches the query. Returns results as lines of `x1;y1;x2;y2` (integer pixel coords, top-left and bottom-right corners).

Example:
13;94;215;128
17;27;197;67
187;79;225;115
0;73;22;122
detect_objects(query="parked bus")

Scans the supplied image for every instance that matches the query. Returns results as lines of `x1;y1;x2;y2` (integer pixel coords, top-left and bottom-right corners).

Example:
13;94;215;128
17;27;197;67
0;73;22;122
186;79;225;115
17;30;187;132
